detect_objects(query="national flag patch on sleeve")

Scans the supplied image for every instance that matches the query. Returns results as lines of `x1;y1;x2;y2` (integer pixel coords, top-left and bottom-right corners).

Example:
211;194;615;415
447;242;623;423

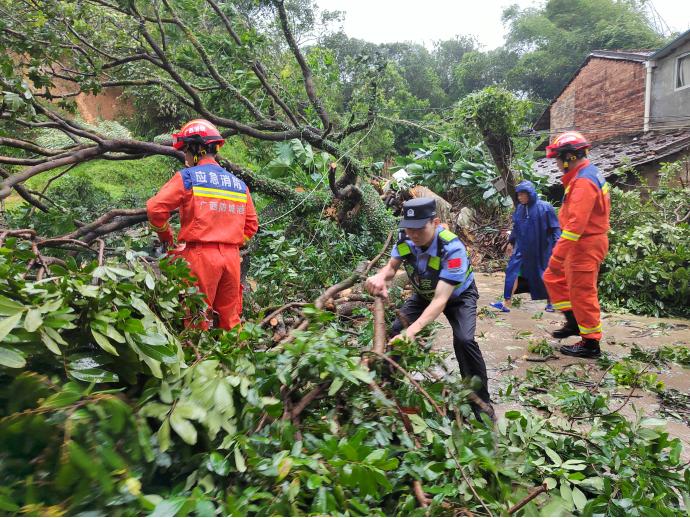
448;257;462;269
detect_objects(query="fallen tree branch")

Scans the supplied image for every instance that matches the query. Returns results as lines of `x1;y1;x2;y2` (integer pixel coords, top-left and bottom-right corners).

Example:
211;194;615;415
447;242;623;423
272;0;330;132
0;167;50;212
507;483;547;515
259;302;308;327
64;208;148;243
287;382;331;420
363;350;444;416
572;358;656;421
372;297;387;355
412;480;430;508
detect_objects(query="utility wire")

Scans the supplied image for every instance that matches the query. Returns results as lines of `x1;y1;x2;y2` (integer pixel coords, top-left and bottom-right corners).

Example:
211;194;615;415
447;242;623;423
260;119;379;227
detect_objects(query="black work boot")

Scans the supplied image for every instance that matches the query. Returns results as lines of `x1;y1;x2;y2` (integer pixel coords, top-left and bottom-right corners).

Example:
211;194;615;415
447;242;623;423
472;401;497;425
551;310;579;339
560;338;601;358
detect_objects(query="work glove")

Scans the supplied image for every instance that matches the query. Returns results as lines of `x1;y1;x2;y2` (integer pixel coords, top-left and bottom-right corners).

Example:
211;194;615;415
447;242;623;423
157;229;174;249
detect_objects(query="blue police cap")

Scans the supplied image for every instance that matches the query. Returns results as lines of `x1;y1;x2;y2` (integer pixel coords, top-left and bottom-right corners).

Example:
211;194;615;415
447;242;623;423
399;197;437;228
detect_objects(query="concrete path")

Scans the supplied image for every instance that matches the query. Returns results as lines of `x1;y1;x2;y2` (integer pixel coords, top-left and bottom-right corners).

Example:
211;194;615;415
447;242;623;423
431;272;690;458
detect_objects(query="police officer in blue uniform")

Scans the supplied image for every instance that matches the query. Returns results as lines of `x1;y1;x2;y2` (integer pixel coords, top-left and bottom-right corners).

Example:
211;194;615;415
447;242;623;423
365;198;493;419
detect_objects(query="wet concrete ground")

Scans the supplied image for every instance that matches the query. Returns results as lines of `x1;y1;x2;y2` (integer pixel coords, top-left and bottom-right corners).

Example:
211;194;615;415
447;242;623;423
431;272;690;459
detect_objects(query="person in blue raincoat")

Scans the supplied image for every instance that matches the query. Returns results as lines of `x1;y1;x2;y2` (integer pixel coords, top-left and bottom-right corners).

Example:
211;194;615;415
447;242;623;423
490;180;561;312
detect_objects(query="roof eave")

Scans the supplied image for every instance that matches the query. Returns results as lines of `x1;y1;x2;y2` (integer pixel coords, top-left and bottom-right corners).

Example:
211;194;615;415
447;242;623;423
650;29;690;60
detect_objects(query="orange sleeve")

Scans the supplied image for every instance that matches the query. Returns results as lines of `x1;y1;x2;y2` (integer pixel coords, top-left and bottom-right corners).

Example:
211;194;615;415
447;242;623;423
243;188;259;242
146;173;185;232
551;178;598;260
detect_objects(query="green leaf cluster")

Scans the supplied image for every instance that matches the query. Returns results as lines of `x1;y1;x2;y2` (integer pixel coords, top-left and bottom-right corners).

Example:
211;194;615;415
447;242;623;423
599;174;690;318
1;240;689;516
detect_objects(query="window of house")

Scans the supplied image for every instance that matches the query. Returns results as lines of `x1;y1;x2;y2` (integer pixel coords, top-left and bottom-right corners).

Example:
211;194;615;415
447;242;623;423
676;53;690;89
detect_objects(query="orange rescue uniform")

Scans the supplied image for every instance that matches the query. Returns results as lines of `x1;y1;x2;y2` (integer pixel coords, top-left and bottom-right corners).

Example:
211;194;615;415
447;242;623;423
147;157;258;329
543;159;611;340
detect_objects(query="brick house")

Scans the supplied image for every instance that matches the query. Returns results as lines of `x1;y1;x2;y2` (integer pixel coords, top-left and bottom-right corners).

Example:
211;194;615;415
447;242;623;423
532;31;690;187
534;50;651;143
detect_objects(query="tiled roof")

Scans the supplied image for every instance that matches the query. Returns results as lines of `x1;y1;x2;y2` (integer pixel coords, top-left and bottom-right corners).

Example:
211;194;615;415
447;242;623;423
532;129;690;184
589;50;654;61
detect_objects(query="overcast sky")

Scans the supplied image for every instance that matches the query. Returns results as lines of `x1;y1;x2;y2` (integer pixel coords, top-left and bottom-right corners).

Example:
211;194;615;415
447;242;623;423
315;0;690;50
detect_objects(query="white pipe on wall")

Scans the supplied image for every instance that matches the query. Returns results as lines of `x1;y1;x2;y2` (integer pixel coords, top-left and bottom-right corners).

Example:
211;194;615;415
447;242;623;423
644;60;655;132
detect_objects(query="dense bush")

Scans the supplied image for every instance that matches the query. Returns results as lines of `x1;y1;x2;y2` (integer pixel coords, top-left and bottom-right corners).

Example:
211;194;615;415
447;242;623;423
6;156;177;239
600;167;690;318
34;119;134;150
247;216;383;311
1;241;688;516
393;136;547;210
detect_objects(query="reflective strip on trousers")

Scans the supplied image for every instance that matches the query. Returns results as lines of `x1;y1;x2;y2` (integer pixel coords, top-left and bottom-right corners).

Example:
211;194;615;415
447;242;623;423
578;323;602;335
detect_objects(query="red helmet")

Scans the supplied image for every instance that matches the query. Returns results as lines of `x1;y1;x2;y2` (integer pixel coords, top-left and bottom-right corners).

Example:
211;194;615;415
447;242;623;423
172;119;225;150
545;131;590;158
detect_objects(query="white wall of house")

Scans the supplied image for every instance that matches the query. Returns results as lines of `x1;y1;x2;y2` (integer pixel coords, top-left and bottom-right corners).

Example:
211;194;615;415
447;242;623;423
649;39;690;130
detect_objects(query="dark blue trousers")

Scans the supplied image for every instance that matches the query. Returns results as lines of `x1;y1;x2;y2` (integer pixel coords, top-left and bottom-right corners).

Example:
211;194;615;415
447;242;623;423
391;281;491;406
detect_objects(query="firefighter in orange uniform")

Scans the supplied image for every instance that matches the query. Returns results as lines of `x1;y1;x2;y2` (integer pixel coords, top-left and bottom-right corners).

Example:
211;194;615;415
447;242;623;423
542;131;610;357
147;119;259;330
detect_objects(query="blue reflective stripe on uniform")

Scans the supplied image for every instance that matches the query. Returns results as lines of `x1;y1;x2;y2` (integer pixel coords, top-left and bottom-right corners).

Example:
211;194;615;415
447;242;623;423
577;165;607;191
181;164;247;195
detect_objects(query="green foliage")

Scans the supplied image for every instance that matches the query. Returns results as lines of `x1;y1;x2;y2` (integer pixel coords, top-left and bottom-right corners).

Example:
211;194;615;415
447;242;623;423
44;155;176;201
5;156;177;238
628;344;690;369
527;339;554;357
600;171;690;318
609;359;664;392
452;48;517;98
247;217;382;310
457;86;532;145
0;240;202;376
502;0;665;100
263;139;333;188
395;138;512;207
0;240;688;516
34;119;134;150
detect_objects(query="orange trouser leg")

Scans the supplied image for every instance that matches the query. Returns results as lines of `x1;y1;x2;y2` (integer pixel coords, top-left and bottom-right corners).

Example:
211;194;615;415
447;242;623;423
543;263;572;313
181;244;223;329
544;235;608;340
567;235;608;340
212;244;242;330
566;266;602;339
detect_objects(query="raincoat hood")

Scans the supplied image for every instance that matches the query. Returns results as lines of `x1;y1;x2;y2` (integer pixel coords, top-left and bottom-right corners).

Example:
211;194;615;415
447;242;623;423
516;180;538;206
